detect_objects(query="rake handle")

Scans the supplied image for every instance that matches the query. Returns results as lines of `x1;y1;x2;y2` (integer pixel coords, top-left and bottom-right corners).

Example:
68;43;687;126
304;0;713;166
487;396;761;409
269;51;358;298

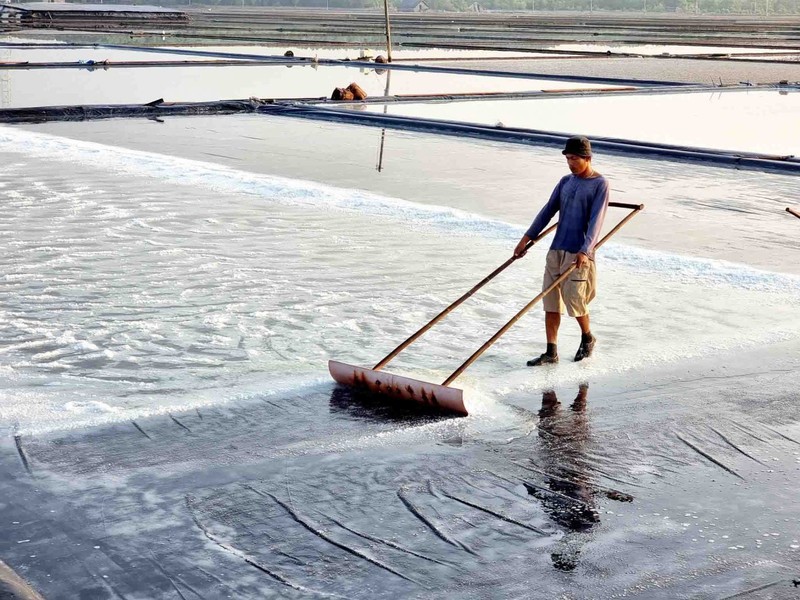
787;207;800;220
442;203;644;387
372;222;558;371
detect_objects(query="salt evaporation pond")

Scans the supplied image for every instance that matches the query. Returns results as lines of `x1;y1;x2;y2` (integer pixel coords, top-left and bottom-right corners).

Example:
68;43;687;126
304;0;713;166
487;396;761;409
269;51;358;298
170;44;550;61
0;41;553;62
353;87;800;157
0;61;628;109
2;117;799;432
1;114;799;598
546;42;800;56
0;44;240;63
19;115;800;272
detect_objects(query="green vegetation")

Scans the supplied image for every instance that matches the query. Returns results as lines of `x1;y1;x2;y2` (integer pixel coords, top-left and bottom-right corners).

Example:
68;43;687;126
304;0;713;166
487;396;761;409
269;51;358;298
423;0;800;11
76;0;800;14
413;0;800;11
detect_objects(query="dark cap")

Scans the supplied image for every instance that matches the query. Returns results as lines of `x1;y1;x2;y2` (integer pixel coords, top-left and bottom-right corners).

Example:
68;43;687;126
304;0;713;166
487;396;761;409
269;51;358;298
562;135;592;157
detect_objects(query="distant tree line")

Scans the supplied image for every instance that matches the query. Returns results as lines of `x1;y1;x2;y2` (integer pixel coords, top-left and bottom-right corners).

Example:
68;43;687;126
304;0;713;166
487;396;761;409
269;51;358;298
424;0;800;12
73;0;800;14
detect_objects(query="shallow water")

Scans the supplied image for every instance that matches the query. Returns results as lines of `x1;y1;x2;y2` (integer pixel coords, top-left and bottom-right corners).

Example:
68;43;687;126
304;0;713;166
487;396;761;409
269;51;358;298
1;121;799;436
547;42;800;56
0;61;625;108
19;115;800;272
0;45;227;63
0;40;552;62
172;44;548;60
2;338;799;599
354;87;800;156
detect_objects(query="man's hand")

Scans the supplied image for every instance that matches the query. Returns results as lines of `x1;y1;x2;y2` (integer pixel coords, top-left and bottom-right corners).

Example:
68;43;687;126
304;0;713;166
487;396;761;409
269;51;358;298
514;236;531;258
574;252;589;269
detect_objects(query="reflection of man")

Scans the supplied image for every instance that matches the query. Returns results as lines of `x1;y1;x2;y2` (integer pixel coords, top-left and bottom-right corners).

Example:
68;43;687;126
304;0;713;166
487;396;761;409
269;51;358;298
527;384;598;571
513;136;609;366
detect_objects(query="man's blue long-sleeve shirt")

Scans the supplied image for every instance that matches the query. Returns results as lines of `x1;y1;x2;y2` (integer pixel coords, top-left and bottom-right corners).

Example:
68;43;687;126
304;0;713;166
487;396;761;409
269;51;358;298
525;174;610;260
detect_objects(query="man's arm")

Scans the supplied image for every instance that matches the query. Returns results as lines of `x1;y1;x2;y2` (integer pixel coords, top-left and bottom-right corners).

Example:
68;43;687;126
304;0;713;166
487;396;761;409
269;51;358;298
513;180;563;258
574;252;590;269
579;178;610;259
513;234;532;258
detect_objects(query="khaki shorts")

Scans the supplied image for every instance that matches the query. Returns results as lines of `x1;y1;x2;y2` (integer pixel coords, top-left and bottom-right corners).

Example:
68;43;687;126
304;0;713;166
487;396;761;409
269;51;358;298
541;249;597;317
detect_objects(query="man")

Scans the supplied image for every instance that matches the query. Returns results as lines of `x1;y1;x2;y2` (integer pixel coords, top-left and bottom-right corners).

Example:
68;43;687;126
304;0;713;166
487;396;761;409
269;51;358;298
513;135;609;366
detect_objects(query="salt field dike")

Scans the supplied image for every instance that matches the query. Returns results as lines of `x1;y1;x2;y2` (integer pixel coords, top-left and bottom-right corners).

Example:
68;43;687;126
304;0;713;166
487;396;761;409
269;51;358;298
2;4;800;599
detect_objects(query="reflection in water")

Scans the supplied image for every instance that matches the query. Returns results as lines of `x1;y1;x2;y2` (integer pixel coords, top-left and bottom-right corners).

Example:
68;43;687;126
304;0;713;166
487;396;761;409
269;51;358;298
526;384;599;571
328;383;452;425
78;60;110;72
376;69;392;173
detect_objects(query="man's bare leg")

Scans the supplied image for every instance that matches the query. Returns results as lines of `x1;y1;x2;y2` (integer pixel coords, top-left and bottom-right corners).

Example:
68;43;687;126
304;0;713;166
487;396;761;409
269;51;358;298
545;311;561;344
528;312;562;366
574;314;596;361
575;314;590;335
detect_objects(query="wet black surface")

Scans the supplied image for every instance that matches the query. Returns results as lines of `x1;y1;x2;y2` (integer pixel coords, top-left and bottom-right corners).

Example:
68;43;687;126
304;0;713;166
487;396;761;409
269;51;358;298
1;341;799;599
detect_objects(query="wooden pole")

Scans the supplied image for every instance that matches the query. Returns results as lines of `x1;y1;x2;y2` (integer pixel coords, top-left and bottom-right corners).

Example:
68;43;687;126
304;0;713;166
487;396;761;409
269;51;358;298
372;223;558;371
376;69;392;173
383;0;393;63
787;207;800;219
